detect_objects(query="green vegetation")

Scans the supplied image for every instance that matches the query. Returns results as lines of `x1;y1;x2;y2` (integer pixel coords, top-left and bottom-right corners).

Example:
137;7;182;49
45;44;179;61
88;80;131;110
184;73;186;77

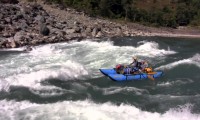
44;0;200;28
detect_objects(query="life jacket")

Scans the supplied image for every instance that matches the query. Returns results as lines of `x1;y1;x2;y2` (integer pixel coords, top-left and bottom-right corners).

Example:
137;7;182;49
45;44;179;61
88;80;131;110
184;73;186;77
144;67;153;73
124;68;132;74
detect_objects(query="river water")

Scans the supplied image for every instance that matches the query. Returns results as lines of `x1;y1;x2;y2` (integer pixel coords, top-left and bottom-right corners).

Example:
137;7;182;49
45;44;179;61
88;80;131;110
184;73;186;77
0;37;200;120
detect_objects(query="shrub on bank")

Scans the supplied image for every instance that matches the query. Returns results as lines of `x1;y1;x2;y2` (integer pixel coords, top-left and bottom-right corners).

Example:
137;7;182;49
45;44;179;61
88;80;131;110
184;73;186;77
35;0;200;28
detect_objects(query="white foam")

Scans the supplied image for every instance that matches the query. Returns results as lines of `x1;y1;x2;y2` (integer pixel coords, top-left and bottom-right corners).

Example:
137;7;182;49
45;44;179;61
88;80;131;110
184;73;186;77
157;82;172;87
28;44;62;56
136;41;176;57
155;54;200;70
164;104;200;120
157;78;193;88
0;79;10;92
102;86;149;95
191;54;200;68
0;40;176;92
0;58;88;92
1;63;88;91
155;59;192;70
65;40;176;69
0;47;24;51
0;100;199;120
30;88;74;97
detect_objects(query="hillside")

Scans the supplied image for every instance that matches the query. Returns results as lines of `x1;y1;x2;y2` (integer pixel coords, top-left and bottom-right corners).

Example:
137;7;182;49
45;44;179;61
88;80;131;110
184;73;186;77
136;0;173;10
44;0;200;28
1;0;200;49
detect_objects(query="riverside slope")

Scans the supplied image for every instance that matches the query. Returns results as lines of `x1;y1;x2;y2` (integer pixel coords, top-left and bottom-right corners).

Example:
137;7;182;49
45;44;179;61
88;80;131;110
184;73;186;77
1;0;200;49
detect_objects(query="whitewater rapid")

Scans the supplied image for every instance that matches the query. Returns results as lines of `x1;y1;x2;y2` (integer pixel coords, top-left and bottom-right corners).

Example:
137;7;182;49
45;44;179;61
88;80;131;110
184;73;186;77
0;99;199;120
0;40;176;92
1;39;200;120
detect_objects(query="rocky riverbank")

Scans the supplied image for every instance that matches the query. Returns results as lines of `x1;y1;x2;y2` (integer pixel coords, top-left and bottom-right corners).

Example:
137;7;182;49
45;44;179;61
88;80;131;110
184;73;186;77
0;1;84;49
0;0;132;49
0;0;200;49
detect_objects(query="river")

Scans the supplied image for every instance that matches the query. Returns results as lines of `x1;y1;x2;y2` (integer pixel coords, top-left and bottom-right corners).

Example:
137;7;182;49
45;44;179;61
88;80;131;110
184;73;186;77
0;36;200;120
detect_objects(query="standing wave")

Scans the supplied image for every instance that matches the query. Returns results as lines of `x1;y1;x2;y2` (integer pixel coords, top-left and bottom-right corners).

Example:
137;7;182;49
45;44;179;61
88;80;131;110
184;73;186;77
0;100;199;120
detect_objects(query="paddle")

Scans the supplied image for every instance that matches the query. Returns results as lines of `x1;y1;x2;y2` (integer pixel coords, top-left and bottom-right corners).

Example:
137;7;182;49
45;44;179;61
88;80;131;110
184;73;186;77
147;74;155;81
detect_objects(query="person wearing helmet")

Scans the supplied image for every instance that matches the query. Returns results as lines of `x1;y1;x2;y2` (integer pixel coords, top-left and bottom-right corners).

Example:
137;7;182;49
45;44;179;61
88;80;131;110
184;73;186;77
139;61;148;72
129;56;138;67
129;56;140;73
116;64;123;74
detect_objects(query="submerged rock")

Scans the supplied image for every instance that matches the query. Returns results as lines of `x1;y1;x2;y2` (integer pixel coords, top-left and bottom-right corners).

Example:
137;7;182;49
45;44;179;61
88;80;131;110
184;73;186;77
24;45;32;51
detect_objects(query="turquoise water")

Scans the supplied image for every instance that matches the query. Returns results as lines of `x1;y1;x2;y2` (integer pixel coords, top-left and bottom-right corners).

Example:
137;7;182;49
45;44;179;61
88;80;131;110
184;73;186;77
0;37;200;120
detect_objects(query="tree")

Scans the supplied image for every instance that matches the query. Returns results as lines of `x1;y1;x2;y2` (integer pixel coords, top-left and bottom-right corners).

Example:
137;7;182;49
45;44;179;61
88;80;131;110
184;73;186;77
99;0;111;17
176;3;190;26
121;0;132;21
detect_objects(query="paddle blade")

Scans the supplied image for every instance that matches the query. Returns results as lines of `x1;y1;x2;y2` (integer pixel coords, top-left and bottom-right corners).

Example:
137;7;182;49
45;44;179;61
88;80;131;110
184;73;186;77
148;75;155;81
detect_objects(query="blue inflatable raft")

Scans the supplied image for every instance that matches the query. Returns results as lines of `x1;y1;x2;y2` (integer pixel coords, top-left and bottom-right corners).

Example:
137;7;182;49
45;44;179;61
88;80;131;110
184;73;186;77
99;68;163;81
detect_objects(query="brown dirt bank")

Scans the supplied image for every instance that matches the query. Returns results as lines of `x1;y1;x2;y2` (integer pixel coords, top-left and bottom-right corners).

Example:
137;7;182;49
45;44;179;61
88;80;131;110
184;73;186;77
0;0;200;49
36;0;200;38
